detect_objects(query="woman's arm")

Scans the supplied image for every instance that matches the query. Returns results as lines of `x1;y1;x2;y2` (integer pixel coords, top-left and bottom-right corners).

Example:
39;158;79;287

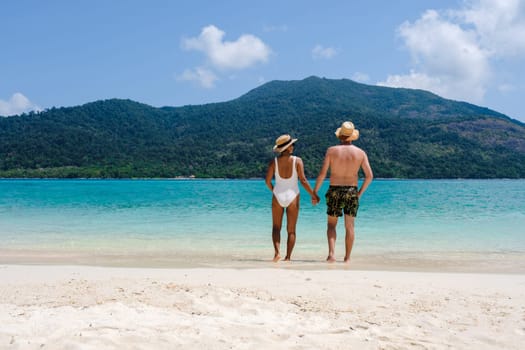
296;157;314;195
265;159;275;192
296;157;319;204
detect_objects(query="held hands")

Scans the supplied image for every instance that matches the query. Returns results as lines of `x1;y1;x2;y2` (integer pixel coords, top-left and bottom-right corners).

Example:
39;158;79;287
311;193;320;205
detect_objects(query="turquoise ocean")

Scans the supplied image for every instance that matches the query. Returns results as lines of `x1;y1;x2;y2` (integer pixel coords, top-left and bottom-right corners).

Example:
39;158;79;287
1;179;524;272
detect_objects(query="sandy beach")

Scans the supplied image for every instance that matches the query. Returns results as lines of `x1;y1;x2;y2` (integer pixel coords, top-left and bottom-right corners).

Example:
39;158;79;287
1;265;524;349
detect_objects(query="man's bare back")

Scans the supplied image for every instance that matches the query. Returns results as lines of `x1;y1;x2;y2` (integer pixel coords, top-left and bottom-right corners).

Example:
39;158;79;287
325;144;366;187
314;143;373;195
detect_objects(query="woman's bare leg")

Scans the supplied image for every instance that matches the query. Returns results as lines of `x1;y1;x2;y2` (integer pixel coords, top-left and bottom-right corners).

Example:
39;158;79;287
284;195;300;261
271;196;284;262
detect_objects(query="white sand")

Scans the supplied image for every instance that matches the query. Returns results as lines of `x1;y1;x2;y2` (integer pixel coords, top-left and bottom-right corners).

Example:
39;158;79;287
1;265;524;349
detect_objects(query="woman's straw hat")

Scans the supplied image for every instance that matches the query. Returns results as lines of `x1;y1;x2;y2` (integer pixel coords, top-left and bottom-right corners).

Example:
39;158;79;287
273;134;298;152
335;121;359;141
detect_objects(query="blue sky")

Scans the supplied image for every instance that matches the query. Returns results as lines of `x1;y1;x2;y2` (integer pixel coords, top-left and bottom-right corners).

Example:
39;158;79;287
1;0;525;121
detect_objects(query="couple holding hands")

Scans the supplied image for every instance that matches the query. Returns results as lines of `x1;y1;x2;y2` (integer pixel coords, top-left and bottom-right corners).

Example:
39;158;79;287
265;121;373;263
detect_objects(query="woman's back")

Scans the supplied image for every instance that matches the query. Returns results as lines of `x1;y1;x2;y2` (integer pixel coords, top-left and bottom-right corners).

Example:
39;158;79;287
275;155;296;179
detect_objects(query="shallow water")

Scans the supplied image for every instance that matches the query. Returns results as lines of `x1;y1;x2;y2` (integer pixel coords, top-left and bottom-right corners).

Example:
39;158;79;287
1;179;524;271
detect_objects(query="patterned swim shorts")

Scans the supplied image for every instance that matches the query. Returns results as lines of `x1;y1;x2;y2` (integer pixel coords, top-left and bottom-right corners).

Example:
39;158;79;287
325;186;359;217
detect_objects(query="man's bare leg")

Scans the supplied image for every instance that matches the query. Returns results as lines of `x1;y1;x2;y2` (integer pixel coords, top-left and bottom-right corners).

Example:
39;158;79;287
326;215;338;262
271;197;284;262
343;215;355;263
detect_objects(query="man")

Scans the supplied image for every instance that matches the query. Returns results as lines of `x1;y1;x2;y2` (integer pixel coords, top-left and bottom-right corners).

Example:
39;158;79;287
313;121;373;263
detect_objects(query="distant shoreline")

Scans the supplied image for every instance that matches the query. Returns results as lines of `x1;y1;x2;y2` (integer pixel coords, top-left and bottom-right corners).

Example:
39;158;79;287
1;177;525;180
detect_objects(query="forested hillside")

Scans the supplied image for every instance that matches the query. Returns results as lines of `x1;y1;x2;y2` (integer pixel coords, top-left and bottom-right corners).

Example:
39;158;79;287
1;76;524;178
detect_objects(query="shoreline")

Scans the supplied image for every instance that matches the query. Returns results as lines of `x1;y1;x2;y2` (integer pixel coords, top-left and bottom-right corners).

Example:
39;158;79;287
2;177;525;180
1;248;525;274
1;265;524;349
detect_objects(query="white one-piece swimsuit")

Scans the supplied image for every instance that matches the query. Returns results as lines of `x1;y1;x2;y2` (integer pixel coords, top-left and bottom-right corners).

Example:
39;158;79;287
273;156;300;207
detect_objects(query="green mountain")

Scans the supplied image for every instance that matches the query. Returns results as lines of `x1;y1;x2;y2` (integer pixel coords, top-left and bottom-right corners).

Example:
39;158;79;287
1;76;524;178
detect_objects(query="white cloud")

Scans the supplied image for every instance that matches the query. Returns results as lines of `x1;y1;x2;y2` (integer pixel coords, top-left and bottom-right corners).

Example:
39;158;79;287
352;72;370;83
456;0;525;57
379;69;483;101
379;9;490;103
182;25;271;70
0;93;40;117
379;0;525;104
312;45;338;60
177;67;218;88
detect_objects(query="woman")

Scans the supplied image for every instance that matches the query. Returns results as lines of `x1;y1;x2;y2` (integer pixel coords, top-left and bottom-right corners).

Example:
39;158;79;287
265;134;318;262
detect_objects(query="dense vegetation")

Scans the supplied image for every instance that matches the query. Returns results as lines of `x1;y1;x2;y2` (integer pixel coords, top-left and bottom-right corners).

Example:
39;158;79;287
1;76;524;178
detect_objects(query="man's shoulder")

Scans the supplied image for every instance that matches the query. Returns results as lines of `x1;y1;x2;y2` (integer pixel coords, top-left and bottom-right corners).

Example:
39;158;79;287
326;145;341;155
328;144;365;152
353;144;365;152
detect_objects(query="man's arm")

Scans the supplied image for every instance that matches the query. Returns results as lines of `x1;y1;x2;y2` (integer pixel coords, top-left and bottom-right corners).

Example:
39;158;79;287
358;152;373;197
313;149;331;194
